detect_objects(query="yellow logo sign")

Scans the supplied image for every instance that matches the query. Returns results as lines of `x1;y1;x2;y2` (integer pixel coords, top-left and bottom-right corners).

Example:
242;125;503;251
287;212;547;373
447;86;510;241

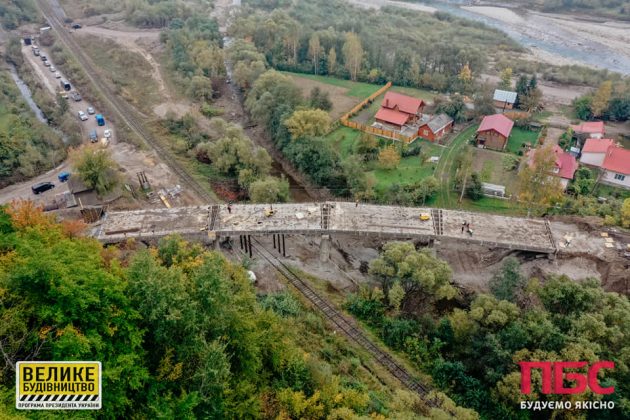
16;361;101;410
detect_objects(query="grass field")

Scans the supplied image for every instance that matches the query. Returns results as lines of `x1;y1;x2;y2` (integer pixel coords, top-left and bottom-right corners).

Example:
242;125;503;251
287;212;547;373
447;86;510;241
506;127;539;154
282;72;383;98
370;140;443;192
324;126;363;158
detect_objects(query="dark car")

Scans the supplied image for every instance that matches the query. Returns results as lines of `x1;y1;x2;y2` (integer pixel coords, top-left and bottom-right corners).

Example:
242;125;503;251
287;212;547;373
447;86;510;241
71;23;82;29
32;182;55;195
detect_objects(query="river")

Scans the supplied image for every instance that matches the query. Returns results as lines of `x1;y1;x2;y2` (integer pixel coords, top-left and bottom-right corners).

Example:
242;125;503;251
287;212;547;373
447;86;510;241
8;64;48;124
349;0;630;74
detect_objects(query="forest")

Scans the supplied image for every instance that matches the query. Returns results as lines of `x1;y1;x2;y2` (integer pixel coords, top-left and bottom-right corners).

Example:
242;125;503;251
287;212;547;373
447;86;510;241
346;242;630;420
0;202;475;418
232;0;521;93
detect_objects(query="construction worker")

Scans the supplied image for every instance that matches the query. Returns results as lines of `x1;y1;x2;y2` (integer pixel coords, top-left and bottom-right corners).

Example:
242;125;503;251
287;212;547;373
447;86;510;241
227;202;232;214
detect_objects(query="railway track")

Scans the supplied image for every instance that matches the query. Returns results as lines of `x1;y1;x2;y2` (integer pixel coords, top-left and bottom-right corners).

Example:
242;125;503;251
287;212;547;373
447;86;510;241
247;237;439;408
36;0;214;204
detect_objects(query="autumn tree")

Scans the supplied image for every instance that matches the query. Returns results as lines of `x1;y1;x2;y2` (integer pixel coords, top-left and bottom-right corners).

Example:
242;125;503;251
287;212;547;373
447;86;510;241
592;80;613;118
378;145;401;170
342;32;363;81
284;109;331;139
308;33;321;74
499;67;513;90
69;145;119;195
622;198;630;228
518;146;564;215
327;47;337;75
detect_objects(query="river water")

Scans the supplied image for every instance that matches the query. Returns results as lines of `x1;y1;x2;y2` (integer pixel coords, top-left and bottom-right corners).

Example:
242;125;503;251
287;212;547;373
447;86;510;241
8;64;48;123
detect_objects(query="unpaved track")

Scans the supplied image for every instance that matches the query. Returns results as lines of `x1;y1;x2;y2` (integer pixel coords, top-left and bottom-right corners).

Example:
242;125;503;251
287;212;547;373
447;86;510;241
37;0;213;204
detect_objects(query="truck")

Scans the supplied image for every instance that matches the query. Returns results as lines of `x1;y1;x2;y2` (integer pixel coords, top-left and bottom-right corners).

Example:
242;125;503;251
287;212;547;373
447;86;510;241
95;114;105;126
60;79;71;91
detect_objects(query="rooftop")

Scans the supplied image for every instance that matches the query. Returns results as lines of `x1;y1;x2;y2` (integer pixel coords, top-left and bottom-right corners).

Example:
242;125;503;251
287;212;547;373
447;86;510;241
375;107;410;126
602;146;630;175
582;138;615;153
477;114;514;138
381;91;424;115
422;114;454;133
493;89;517;104
571;121;605;134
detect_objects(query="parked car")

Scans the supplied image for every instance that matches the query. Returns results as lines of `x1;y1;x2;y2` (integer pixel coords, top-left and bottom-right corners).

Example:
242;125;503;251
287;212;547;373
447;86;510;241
78;110;88;121
33;49;40;57
32;182;55;195
71;23;82;29
55;71;61;78
103;129;112;139
40;54;47;61
95;114;105;126
71;91;82;101
49;65;56;72
58;172;71;182
87;106;95;114
89;129;98;142
59;90;69;99
43;60;51;67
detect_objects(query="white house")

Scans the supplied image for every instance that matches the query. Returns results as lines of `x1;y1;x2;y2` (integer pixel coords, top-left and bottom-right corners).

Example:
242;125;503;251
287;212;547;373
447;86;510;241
580;138;615;167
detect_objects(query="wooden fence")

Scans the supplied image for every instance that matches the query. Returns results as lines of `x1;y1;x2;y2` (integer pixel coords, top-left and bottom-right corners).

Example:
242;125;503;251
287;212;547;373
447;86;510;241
339;81;417;144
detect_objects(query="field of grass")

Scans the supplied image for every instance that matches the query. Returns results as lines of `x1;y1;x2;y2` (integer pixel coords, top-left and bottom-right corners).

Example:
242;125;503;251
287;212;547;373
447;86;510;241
506;127;539;154
370;140;443;192
324;126;362;158
282;72;383;98
388;85;435;102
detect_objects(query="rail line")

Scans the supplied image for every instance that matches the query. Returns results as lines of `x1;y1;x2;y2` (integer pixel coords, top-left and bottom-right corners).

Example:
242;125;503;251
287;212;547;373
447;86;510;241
37;0;214;204
246;237;439;407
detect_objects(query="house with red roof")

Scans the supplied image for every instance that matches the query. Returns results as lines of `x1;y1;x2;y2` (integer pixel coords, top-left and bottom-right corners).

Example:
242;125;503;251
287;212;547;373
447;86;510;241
601;146;630;189
580;138;615;167
374;91;425;130
571;121;605;139
475;114;514;151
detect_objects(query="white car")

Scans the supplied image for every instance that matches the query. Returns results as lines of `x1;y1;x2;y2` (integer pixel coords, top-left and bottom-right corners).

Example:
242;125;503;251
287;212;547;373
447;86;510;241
87;106;95;115
78;111;88;121
103;129;112;139
49;66;56;72
43;60;51;67
55;72;61;78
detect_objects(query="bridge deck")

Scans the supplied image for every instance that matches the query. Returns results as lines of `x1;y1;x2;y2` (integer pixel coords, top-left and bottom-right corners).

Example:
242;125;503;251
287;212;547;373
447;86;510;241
94;203;557;253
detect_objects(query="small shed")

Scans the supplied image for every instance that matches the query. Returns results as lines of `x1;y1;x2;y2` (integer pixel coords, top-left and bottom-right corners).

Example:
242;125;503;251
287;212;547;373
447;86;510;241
493;89;517;110
481;182;506;198
418;114;454;142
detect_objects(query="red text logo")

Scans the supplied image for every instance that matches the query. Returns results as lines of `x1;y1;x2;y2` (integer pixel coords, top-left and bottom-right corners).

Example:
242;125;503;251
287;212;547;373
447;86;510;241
519;361;615;395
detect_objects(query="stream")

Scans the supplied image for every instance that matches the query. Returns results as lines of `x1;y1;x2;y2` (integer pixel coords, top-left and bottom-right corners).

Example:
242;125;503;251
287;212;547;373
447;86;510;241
8;64;48;124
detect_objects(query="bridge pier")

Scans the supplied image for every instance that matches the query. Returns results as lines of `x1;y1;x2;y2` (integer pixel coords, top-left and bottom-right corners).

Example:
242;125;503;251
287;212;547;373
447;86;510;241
320;234;331;262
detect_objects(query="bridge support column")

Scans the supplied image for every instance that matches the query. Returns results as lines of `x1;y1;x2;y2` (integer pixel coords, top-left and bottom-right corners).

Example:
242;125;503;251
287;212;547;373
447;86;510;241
213;235;220;250
320;234;330;262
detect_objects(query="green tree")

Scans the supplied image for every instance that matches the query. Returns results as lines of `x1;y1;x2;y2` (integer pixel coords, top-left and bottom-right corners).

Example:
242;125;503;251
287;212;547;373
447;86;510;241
378;145;401;169
466;172;483;201
622;198;630;228
489;257;524;302
309;87;332;111
284;108;331;139
248;176;290;203
368;242;457;301
592;80;613;118
573;95;593;120
69;145;119;195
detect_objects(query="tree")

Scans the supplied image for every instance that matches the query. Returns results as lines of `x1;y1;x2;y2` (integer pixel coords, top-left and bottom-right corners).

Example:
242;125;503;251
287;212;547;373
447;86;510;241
69;145;119;195
568;167;595;196
327;47;337;75
592;81;612;118
308;33;321;74
466;172;483;201
368;242;457;302
489;257;524;302
248;176;290;203
519;87;542;112
499;67;513;90
515;75;529;107
474;86;496;117
573;95;593;120
518;146;564;215
284;109;331;139
342;32;363;81
622;198;630;228
309;87;332;111
341;155;375;200
458;63;473;93
245;70;303;128
353;133;379;161
437;94;467;123
378;145;401;170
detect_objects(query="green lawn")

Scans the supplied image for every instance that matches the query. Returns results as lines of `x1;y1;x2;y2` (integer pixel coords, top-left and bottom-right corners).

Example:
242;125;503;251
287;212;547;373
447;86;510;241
593;183;630;200
370;140;443;192
506;127;539;154
388;85;435;102
324;126;362;159
280;72;382;98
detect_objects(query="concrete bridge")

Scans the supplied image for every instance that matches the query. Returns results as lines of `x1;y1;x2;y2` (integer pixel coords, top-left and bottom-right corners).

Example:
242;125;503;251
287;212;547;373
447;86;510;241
92;202;560;254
